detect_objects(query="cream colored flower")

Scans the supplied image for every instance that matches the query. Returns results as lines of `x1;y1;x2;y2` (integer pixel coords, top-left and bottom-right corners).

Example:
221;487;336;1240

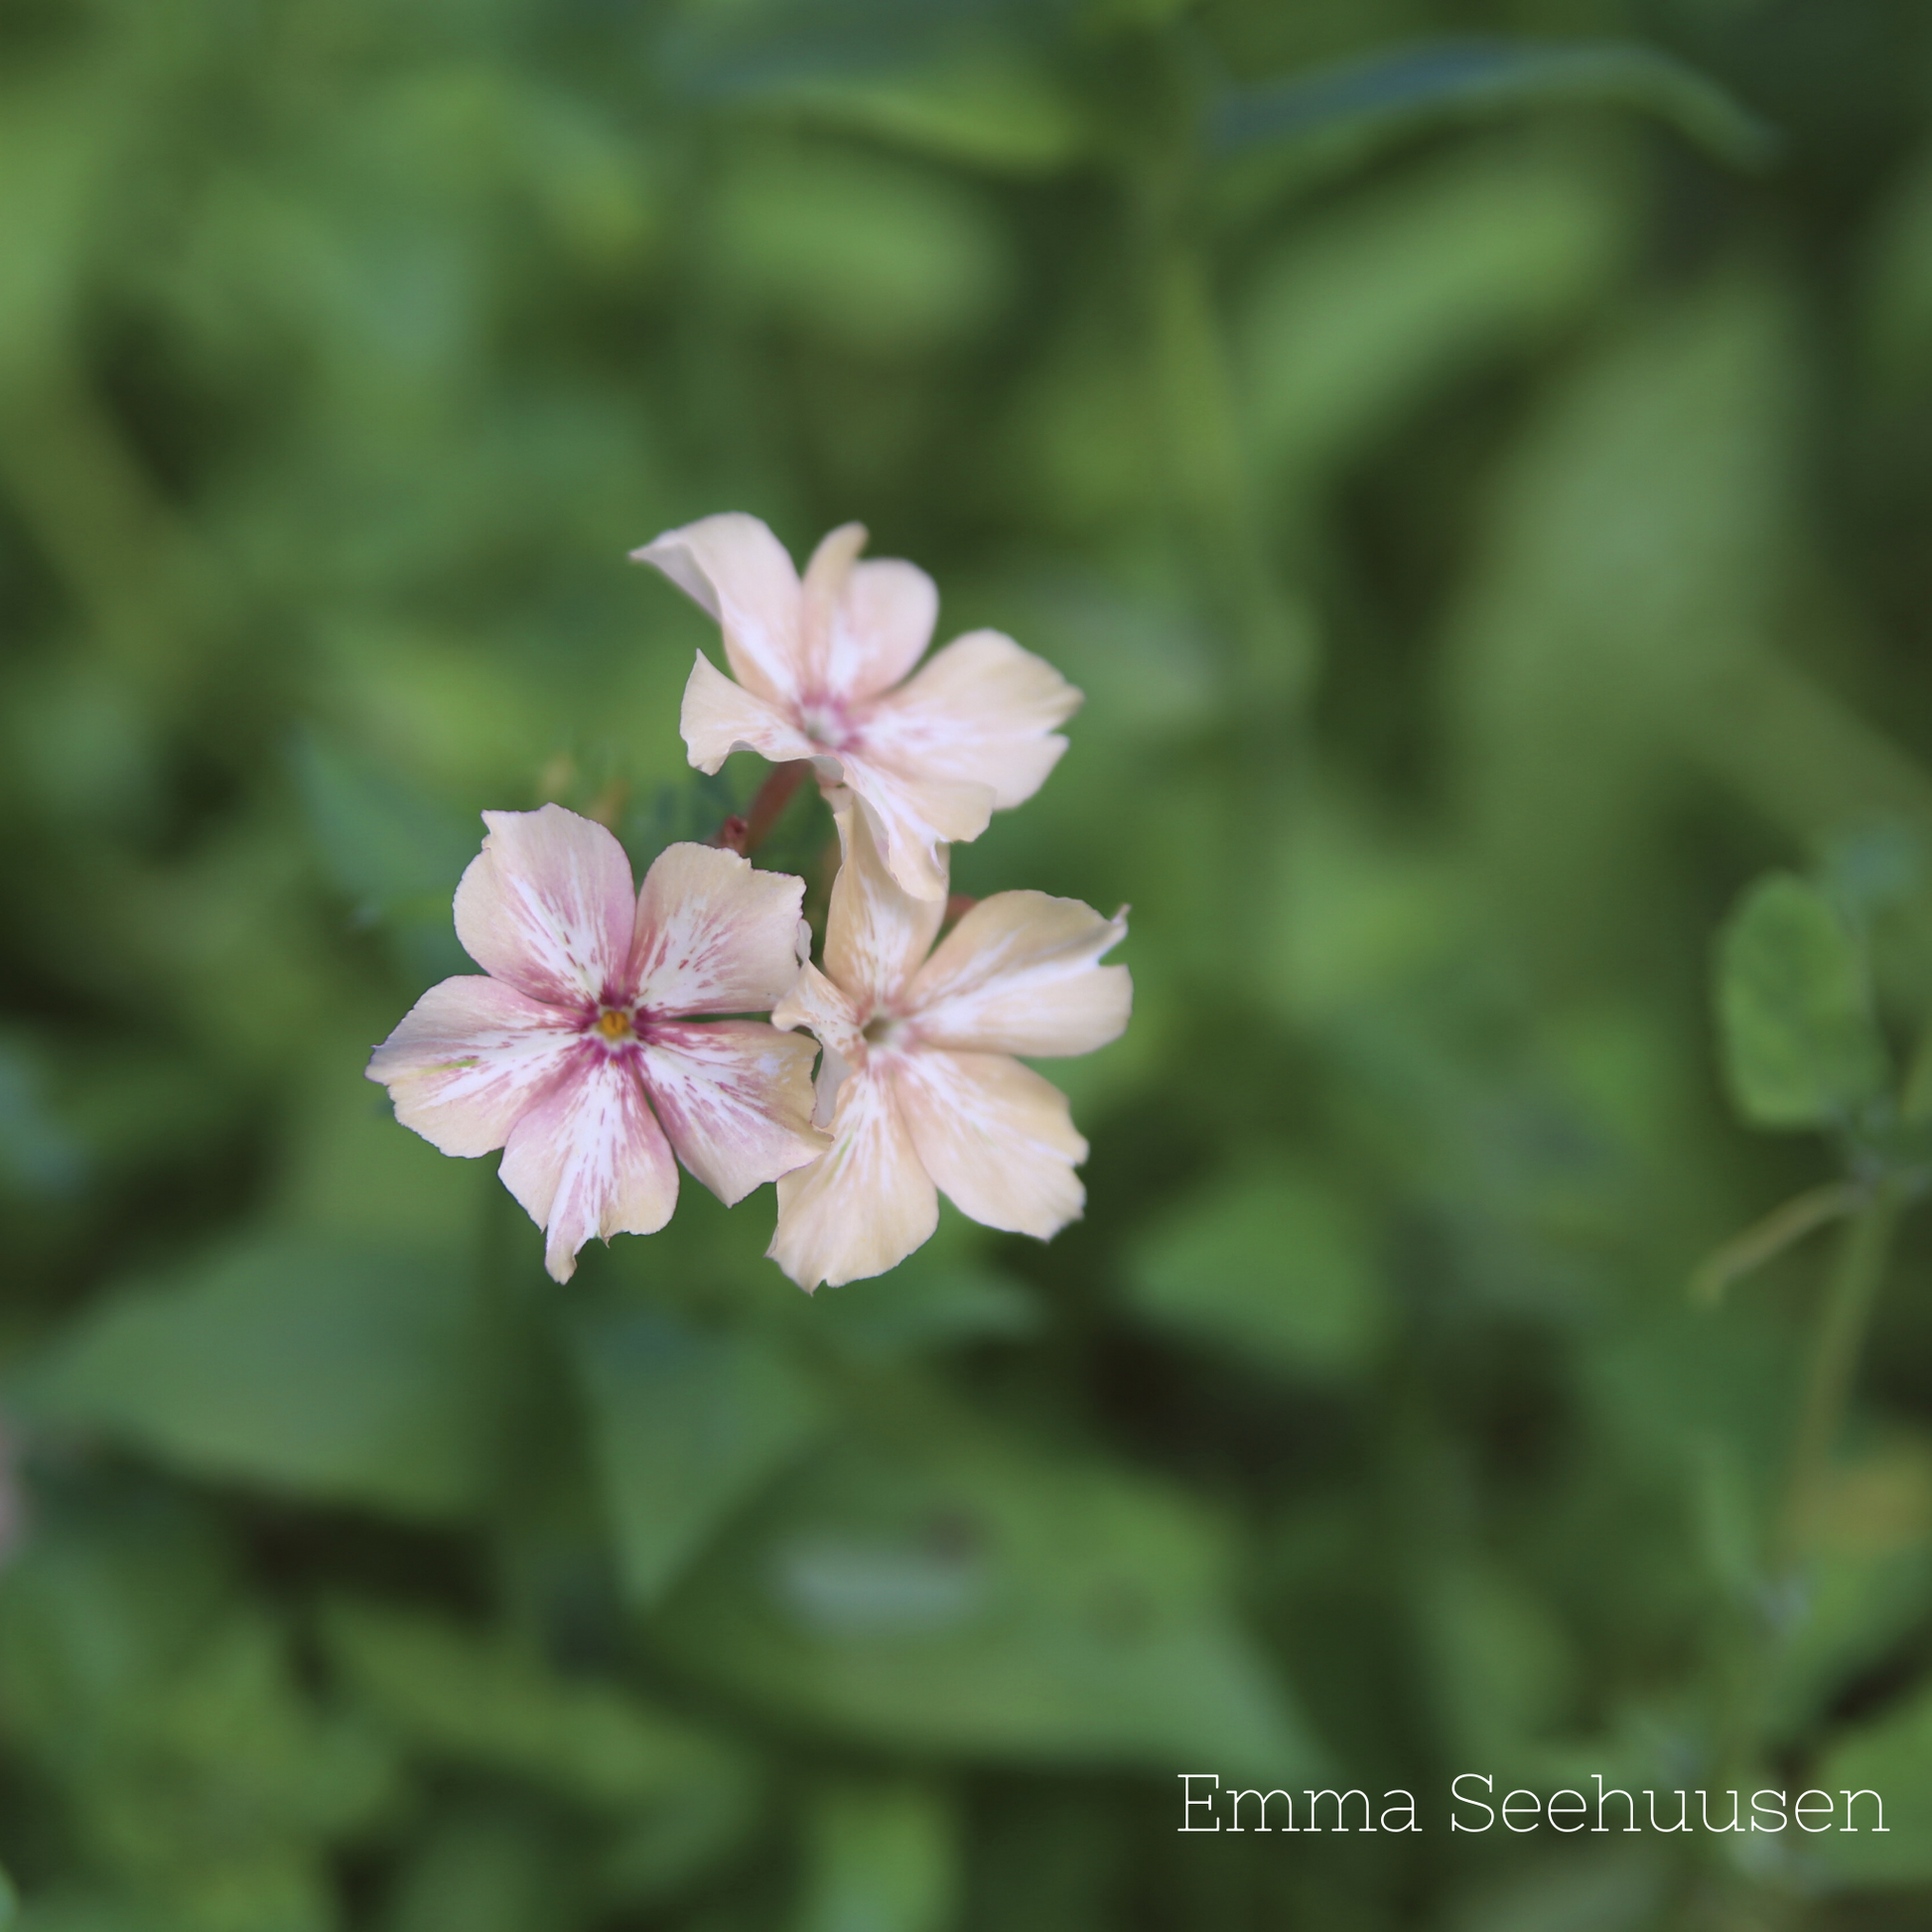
633;513;1081;900
767;793;1130;1291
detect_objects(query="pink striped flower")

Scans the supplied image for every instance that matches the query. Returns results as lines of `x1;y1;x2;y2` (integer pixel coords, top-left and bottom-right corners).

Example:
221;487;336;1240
768;793;1130;1291
366;804;825;1282
634;514;1081;901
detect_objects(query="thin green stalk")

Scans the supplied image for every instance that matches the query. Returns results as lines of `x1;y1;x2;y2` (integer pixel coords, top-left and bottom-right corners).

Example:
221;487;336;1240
1773;1178;1903;1575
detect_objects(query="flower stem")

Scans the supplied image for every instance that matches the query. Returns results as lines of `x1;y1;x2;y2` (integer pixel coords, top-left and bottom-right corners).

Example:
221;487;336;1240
1773;1177;1903;1576
720;759;810;857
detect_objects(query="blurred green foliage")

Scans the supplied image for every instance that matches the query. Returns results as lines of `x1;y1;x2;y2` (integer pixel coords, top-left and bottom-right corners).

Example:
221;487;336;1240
11;0;1932;1927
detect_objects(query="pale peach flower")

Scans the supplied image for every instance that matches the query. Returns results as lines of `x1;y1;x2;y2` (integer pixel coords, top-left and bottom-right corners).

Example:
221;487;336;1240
366;804;824;1283
768;793;1130;1291
633;513;1081;900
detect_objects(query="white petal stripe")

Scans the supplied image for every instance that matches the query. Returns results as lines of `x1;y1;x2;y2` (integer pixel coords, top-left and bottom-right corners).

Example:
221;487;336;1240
767;1062;936;1292
453;804;637;1010
498;1047;679;1283
635;512;808;705
821;792;945;1013
638;1020;825;1206
893;1048;1087;1240
365;976;581;1157
908;893;1130;1057
630;843;808;1018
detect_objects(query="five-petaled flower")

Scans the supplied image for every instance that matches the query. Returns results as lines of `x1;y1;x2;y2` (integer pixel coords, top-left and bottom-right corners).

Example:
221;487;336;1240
767;792;1131;1291
365;804;825;1282
635;513;1081;901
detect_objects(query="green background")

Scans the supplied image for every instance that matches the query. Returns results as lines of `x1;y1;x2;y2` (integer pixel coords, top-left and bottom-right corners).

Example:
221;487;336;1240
8;0;1932;1926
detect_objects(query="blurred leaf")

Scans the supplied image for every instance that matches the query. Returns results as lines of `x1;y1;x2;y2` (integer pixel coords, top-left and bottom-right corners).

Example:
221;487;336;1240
0;1498;398;1922
1213;39;1776;184
660;0;1047;98
719;61;1087;176
796;1779;960;1932
653;1421;1320;1777
1716;873;1888;1130
709;139;1013;352
1811;1679;1932;1884
0;1036;87;1198
1127;1161;1387;1380
1422;1560;1577;1767
1237;137;1634;486
571;1309;828;1606
806;1266;1040;1360
292;732;477;981
384;1803;585;1932
1765;1437;1932;1741
321;1597;753;1812
1446;275;1799;946
16;1236;494;1521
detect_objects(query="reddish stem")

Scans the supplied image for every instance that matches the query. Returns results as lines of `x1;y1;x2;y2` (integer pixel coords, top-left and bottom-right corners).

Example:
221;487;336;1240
720;760;810;858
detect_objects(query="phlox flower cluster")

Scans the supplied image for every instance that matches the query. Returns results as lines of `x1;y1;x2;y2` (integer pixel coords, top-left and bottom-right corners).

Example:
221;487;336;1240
366;514;1130;1289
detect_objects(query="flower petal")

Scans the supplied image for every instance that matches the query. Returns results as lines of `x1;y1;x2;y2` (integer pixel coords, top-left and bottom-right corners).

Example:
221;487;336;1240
453;804;637;1010
829;758;988;903
799;523;939;704
771;961;865;1127
638;1019;826;1205
498;1048;678;1283
857;628;1080;812
894;1048;1086;1239
821;792;945;1013
907;894;1130;1056
771;959;866;1062
365;977;580;1156
680;651;819;776
767;1063;936;1292
634;512;806;705
630;842;808;1017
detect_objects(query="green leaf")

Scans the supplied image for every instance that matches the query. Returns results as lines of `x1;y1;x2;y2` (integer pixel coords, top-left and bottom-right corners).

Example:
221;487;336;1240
796;1779;960;1932
708;138;1014;353
1127;1162;1387;1380
571;1310;828;1606
383;1802;587;1932
651;1420;1321;1778
1716;873;1888;1129
1237;138;1635;490
1213;39;1777;181
16;1236;494;1520
1811;1679;1932;1884
715;61;1087;176
806;1265;1041;1361
319;1598;753;1812
290;731;476;983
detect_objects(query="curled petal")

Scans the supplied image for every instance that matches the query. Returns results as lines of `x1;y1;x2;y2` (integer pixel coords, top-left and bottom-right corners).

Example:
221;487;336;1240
638;1020;825;1205
630;843;808;1018
498;1049;678;1283
680;651;818;776
821;792;945;1013
768;1064;936;1292
453;804;636;1010
894;1049;1087;1239
857;629;1079;812
830;758;988;903
771;959;866;1064
634;512;806;705
366;977;580;1156
908;895;1130;1056
799;523;939;704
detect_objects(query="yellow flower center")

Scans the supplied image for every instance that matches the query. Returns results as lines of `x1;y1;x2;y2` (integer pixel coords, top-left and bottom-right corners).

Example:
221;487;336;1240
595;1008;634;1040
